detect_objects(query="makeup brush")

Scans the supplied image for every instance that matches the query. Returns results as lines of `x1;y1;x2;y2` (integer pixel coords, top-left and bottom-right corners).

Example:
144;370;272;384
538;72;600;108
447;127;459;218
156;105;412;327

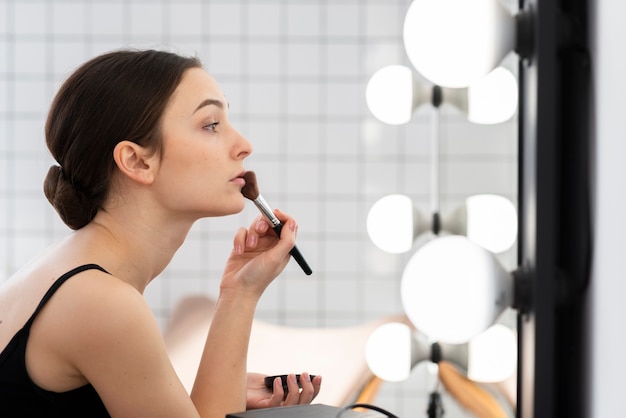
242;171;312;276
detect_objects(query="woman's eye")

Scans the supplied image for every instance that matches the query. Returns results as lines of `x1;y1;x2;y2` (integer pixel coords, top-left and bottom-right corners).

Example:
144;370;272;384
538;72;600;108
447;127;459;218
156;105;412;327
203;122;219;132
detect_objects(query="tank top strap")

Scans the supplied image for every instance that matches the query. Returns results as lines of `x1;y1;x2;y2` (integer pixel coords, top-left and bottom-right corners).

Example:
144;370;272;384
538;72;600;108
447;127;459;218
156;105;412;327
25;264;110;329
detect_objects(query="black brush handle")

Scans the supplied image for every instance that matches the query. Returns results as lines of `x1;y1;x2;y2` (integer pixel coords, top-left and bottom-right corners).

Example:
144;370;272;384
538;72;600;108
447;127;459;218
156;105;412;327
272;224;312;275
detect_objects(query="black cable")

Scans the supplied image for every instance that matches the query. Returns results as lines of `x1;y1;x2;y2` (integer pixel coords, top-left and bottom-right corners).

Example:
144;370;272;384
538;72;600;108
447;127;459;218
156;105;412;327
335;403;399;418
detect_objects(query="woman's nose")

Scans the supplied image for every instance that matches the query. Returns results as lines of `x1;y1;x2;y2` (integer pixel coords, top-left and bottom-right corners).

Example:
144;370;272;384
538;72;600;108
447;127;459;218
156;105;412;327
235;130;253;159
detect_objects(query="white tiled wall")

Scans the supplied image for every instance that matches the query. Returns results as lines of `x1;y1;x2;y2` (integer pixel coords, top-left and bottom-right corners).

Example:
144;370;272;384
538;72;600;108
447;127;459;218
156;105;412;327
0;0;517;416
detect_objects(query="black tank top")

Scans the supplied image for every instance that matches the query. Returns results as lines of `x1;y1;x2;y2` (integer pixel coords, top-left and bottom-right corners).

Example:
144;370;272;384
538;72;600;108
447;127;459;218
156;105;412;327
0;264;111;417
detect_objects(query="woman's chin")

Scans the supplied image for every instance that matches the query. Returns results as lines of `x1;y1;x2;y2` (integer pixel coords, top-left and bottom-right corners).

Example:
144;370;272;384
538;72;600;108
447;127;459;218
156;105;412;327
203;201;246;218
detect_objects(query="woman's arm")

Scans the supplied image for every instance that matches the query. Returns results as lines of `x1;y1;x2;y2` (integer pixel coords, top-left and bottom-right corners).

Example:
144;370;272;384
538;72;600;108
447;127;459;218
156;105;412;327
191;210;306;416
190;291;256;414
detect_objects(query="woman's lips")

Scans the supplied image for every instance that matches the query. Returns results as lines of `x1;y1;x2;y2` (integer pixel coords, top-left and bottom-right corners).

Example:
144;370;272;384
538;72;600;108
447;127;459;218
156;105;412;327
231;177;245;186
230;171;247;186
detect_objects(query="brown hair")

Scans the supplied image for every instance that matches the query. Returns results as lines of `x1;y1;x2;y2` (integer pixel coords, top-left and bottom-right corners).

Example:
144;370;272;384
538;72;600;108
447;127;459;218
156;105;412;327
43;49;202;230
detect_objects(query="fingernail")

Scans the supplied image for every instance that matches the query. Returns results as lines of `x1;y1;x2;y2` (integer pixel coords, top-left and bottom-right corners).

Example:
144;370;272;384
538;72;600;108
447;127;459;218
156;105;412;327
247;234;257;247
290;219;297;231
235;243;243;255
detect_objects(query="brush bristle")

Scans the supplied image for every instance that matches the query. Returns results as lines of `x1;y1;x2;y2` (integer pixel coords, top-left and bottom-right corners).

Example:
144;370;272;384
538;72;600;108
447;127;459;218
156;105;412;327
241;171;259;200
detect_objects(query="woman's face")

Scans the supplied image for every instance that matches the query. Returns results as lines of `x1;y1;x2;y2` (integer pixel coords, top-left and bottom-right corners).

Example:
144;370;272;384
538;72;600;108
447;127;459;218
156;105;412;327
155;67;253;219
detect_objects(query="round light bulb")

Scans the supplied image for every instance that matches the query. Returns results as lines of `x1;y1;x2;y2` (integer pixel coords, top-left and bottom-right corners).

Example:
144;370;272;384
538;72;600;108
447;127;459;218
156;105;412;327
465;194;518;253
468;67;518;124
401;236;513;344
365;323;414;382
365;65;414;125
403;0;515;88
367;194;416;254
468;324;517;382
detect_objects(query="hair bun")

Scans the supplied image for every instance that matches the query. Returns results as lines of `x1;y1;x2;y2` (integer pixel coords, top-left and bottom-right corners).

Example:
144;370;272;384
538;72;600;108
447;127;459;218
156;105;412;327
43;165;65;203
43;165;93;230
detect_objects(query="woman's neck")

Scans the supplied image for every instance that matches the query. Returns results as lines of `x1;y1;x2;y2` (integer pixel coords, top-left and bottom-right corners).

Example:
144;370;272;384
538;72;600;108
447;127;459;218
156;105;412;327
74;208;195;293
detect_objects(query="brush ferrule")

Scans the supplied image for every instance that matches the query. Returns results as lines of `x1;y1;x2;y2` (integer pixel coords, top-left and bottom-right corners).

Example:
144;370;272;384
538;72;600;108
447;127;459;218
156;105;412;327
253;195;281;227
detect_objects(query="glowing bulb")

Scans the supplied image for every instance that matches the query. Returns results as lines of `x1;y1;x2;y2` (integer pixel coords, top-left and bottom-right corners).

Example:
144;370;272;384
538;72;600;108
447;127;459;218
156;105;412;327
443;194;518;253
365;323;414;382
367;194;417;254
465;194;518;253
401;236;513;344
468;67;518;124
468;324;517;382
365;65;414;125
403;0;515;88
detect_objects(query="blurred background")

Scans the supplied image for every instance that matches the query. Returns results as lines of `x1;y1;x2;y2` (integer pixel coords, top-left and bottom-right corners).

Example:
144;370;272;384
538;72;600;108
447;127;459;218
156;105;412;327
0;0;519;415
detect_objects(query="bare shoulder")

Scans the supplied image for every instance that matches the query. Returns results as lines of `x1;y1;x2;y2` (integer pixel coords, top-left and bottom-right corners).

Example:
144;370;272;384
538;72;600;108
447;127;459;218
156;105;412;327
33;266;150;330
31;267;159;361
0;265;135;349
29;268;198;416
27;269;157;370
27;267;159;385
50;266;150;319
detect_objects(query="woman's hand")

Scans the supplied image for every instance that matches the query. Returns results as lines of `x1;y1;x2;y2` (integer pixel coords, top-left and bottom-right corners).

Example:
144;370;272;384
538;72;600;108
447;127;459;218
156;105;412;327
245;373;322;410
220;209;298;298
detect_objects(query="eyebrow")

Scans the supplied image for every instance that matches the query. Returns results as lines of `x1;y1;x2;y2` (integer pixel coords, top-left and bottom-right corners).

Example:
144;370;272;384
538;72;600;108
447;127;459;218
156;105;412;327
193;98;226;114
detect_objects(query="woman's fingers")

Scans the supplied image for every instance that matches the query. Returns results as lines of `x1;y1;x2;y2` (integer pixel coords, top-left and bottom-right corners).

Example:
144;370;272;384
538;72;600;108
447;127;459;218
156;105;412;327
282;374;301;405
269;376;286;406
244;211;297;253
226;210;298;290
232;227;248;255
277;373;321;406
296;372;316;404
273;209;298;252
244;216;271;249
232;216;268;253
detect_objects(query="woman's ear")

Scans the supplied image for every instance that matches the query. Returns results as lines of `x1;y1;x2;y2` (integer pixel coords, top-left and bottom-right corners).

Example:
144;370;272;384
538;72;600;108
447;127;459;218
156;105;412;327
113;140;157;185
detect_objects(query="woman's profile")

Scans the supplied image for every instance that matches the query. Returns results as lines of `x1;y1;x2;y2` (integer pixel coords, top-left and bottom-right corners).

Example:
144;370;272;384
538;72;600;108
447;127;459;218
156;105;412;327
0;49;321;417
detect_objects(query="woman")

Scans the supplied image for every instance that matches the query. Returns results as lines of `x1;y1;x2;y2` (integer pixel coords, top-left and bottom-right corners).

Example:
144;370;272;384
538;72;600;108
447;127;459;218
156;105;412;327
0;49;321;417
